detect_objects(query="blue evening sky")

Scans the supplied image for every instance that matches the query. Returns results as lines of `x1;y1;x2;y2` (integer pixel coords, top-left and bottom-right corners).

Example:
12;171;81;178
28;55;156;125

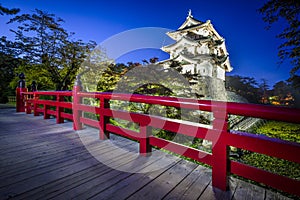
0;0;292;87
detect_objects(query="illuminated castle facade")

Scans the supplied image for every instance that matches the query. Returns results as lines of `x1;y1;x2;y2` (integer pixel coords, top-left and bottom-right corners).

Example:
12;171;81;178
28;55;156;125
160;10;232;100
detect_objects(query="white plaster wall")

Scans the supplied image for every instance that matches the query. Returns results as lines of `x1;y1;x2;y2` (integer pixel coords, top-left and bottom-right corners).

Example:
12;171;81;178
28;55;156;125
196;44;209;54
217;67;225;80
197;62;213;77
182;64;194;74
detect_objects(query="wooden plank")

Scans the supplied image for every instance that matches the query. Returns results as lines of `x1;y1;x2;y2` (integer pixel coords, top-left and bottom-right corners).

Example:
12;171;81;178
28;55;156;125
13;146;143;200
164;165;212;200
82;151;182;200
0;134;136;186
0;130;78;156
265;189;293;200
126;159;198;200
0;137;134;178
53;150;181;199
198;177;238;200
0;139;138;199
232;178;265;200
34;154;140;199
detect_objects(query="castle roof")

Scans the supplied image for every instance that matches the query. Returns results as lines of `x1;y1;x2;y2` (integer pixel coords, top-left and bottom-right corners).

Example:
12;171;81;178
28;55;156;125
178;10;204;30
161;36;199;53
166;10;223;41
160;10;233;73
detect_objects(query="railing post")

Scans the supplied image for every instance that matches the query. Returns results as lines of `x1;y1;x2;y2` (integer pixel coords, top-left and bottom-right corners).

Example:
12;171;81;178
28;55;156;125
211;107;229;191
33;93;39;116
44;103;50;119
99;97;110;140
56;94;64;123
25;93;31;114
16;73;27;112
73;76;83;130
140;125;152;156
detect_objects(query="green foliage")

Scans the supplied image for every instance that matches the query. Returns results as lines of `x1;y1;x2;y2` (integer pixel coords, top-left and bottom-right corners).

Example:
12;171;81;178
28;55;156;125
10;64;56;91
0;35;25;103
238;121;300;180
0;53;20;103
96;63;127;92
242;152;300;179
253;121;300;142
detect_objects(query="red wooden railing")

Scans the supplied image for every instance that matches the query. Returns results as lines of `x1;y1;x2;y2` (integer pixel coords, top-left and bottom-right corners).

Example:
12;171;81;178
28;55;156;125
17;86;300;197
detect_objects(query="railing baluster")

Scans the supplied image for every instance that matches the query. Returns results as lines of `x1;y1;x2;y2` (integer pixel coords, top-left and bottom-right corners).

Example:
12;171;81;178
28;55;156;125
56;94;64;123
211;109;229;191
33;93;39;116
73;85;83;130
140;125;152;156
44;103;50;119
99;97;110;140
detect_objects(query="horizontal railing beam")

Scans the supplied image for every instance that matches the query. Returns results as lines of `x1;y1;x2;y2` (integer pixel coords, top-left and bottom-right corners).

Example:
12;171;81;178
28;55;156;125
18;90;300;197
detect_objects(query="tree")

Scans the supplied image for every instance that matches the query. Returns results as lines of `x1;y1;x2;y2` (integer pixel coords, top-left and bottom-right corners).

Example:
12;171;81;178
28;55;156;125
258;1;300;86
259;78;270;103
272;81;289;97
0;37;23;102
0;5;21;103
0;4;20;15
225;75;260;103
8;9;96;90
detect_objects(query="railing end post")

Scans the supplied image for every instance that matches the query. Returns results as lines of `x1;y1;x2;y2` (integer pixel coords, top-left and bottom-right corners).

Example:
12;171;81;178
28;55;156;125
72;75;83;130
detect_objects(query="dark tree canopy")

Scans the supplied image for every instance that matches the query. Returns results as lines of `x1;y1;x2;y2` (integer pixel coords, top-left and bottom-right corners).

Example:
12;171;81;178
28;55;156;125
7;9;96;90
225;75;260;103
258;0;300;82
0;4;20;15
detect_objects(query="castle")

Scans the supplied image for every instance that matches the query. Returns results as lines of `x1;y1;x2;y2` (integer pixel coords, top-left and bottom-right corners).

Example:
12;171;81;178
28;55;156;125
160;10;232;100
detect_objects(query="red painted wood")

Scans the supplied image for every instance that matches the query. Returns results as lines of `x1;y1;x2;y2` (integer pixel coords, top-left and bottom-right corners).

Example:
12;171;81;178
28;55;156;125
231;161;300;197
34;91;72;96
79;117;99;128
73;85;83;130
140;126;152;156
99;98;110;140
33;93;40;116
56;95;64;124
60;112;73;120
106;124;141;141
149;136;212;165
227;131;300;163
76;104;100;114
19;90;300;196
16;87;27;112
44;104;50;119
211;113;229;191
46;109;56;116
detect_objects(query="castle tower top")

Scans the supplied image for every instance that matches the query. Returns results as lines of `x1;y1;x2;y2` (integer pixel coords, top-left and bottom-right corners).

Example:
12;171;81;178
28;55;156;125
187;9;193;18
161;11;233;75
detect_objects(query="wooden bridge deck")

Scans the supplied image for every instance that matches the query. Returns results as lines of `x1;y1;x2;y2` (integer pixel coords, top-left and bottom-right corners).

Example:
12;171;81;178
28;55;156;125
0;108;293;200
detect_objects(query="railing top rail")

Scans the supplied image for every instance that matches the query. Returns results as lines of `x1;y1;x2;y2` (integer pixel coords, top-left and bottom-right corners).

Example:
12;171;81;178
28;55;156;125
22;92;34;95
22;91;73;96
78;91;300;124
22;90;300;124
